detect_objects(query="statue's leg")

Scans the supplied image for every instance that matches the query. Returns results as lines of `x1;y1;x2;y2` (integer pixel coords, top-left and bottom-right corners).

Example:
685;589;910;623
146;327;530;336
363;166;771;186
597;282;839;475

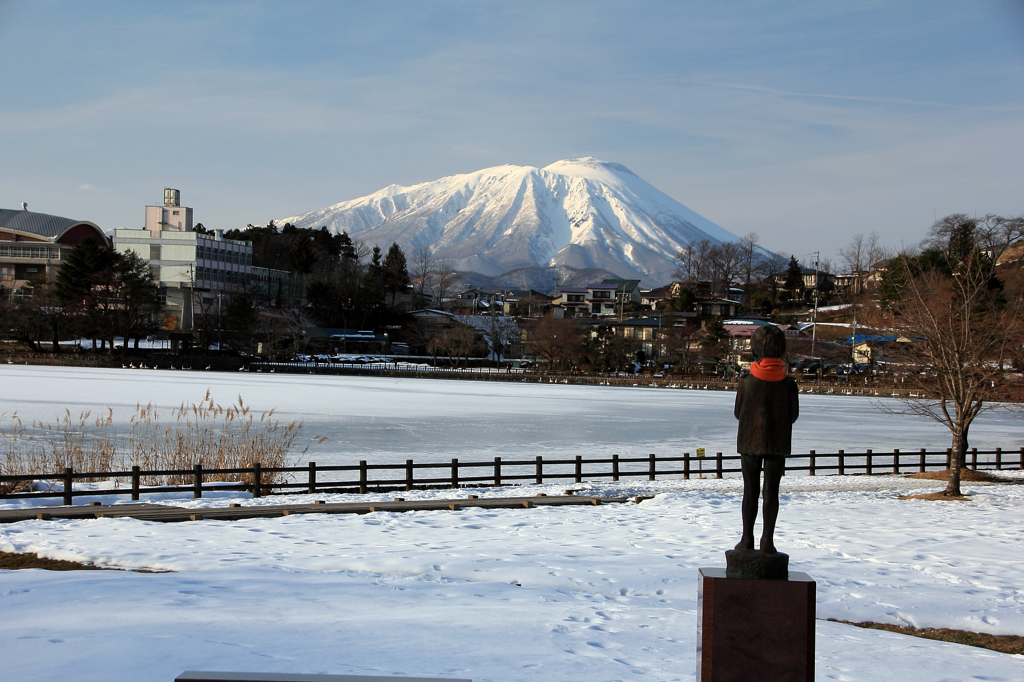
735;454;761;550
759;456;784;553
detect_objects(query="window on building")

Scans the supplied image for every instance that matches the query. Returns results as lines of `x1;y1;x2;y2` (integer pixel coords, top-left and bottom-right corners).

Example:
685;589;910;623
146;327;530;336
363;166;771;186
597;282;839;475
149;245;161;261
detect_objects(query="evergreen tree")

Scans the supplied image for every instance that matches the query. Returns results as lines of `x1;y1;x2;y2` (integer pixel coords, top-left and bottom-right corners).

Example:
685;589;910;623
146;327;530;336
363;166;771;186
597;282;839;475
54;237;117;345
382;242;410;309
289;233;318;274
783;256;804;296
224;291;260;352
360;246;386;315
114;250;160;350
337;231;358;262
54;237;115;306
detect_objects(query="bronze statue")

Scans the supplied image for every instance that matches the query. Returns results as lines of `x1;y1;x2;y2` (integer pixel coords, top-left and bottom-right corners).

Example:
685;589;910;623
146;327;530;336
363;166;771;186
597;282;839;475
734;325;799;555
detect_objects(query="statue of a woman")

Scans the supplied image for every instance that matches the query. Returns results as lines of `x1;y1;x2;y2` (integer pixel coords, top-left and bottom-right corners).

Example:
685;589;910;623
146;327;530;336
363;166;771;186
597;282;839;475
734;325;799;554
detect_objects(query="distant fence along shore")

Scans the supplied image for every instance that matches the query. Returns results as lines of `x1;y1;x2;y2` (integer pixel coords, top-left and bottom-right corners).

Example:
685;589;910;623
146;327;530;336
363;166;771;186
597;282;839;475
1;352;972;400
2;448;1020;508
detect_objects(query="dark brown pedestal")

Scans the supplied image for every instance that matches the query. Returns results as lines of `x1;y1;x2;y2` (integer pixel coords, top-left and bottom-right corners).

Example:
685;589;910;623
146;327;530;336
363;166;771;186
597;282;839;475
697;568;815;682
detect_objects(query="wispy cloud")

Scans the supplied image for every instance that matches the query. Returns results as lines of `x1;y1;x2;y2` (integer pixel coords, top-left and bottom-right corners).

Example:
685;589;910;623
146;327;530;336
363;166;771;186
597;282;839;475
678;79;1023;112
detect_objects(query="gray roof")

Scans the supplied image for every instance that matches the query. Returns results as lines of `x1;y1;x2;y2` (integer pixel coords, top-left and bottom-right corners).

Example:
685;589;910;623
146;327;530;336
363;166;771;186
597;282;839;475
0;208;101;241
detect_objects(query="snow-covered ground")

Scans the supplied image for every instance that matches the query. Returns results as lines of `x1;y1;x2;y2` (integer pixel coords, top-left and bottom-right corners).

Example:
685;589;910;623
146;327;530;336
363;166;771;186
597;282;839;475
2;366;1023;681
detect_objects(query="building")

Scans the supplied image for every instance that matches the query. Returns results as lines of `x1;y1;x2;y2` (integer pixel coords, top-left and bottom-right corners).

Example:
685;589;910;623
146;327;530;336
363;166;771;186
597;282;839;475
0;204;107;297
553;286;589;316
112;189;253;331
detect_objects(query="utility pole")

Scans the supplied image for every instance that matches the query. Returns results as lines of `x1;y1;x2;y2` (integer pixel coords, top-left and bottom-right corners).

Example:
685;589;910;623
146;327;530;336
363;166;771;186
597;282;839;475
850;298;858;366
811;251;820;360
618;283;624;323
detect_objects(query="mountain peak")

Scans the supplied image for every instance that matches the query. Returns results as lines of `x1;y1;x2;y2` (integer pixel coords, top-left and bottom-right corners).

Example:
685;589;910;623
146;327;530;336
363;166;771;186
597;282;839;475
279;160;741;287
542;157;638;181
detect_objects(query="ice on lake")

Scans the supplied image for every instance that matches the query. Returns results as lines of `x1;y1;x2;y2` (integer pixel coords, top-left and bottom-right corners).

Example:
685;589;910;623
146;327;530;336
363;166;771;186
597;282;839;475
3;365;1023;468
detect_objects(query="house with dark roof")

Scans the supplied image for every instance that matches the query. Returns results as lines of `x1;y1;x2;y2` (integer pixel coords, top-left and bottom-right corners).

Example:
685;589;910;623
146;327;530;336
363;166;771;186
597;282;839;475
0;205;107;293
553;286;589;316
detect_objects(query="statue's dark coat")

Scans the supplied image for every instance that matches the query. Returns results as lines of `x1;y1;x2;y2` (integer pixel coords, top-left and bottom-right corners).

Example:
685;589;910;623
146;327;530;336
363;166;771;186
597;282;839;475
734;375;799;455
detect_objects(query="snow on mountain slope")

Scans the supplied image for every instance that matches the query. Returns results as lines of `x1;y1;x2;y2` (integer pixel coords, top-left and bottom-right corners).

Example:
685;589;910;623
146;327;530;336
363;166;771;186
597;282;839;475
278;158;742;286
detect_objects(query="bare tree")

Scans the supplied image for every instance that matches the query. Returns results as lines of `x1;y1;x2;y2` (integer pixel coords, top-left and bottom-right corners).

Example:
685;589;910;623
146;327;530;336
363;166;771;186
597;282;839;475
444;323;480;367
838;232;886;295
409;244;434;307
661;323;701;373
882;214;1024;497
525;316;586;370
676;239;713;285
708;241;743;297
738;232;762;301
758;253;790;310
483;313;519;366
430;259;458;312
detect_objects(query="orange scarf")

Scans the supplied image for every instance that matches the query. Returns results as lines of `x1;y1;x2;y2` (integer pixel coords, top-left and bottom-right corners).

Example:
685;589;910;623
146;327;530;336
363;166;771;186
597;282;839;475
750;358;786;382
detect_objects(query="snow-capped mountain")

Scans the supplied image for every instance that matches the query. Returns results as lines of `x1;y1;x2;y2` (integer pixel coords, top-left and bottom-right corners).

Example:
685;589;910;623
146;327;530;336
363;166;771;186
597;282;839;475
278;158;742;286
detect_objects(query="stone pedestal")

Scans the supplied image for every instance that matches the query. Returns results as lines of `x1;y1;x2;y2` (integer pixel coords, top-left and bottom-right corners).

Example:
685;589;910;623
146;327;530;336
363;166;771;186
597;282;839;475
697;568;815;682
725;548;789;579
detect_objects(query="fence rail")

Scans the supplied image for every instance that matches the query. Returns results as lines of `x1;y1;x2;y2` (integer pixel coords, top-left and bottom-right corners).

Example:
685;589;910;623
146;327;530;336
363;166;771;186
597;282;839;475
3;447;1020;506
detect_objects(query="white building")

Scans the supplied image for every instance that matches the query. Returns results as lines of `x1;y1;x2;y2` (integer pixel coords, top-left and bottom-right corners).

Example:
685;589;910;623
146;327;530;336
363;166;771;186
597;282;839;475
113;189;253;331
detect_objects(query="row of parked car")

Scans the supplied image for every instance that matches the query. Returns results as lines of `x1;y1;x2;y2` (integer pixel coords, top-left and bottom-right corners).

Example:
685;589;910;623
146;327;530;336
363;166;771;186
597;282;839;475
287;354;394;365
790;359;875;377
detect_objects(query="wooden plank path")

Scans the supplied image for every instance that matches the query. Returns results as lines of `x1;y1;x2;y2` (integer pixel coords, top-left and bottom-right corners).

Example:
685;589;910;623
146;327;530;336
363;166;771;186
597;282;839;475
0;494;630;524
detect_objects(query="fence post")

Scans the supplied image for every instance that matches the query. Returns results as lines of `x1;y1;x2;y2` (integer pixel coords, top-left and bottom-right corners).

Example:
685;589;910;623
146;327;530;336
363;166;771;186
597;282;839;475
406;459;414;491
575;455;583;483
995;447;1002;471
308;462;316;494
893;449;899;474
971;447;977;470
536;456;543;485
683;452;690;480
253;463;262;499
359;461;367;494
452;458;459;489
1020;446;1023;471
809;450;815;476
866;449;873;475
648;453;656;481
63;467;73;506
193;464;203;499
919;449;926;473
131;465;140;501
611;454;619;482
838;450;845;476
715;452;722;479
946;448;952;469
493;457;501;487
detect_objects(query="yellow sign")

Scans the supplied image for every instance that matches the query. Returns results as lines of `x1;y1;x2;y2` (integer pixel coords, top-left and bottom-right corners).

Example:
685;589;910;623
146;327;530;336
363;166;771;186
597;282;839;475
696;448;706;458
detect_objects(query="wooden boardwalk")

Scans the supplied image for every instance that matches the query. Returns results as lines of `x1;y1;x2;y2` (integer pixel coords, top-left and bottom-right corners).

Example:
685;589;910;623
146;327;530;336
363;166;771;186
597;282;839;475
0;494;629;524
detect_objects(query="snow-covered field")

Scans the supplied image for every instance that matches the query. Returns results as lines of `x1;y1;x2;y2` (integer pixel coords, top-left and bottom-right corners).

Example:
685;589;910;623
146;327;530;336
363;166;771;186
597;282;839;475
2;366;1023;681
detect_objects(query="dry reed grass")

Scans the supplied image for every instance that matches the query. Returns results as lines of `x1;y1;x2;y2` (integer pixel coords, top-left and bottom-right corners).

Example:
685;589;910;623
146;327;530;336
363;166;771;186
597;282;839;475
0;391;323;493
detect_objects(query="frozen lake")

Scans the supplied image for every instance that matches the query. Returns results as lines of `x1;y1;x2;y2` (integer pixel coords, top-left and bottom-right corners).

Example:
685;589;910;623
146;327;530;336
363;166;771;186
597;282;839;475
2;365;1023;468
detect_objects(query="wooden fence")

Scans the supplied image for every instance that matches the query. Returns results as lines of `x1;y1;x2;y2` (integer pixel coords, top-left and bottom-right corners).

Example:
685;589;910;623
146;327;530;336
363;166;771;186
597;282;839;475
2;447;1021;506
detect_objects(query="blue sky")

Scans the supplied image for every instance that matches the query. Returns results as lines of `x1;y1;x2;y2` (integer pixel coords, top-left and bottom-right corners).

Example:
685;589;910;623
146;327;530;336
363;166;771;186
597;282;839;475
1;0;1022;262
